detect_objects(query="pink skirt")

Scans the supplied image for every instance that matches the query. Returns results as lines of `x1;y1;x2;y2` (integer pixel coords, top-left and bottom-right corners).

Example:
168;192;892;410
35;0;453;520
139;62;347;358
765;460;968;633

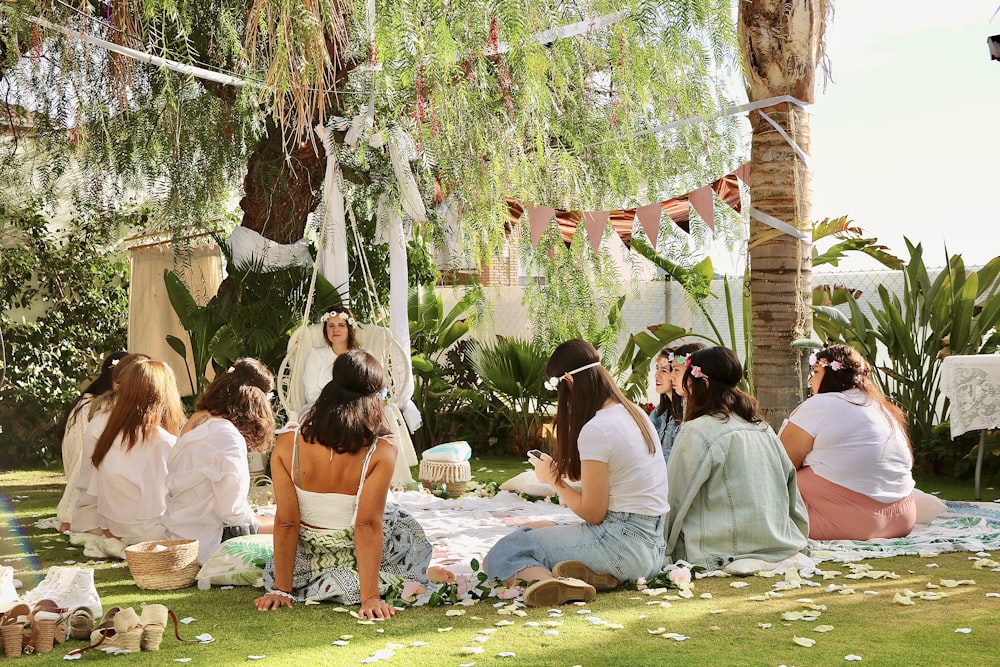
796;466;916;541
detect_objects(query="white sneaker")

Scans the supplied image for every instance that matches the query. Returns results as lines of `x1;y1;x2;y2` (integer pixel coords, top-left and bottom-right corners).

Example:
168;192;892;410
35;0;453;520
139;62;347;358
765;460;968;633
17;566;102;620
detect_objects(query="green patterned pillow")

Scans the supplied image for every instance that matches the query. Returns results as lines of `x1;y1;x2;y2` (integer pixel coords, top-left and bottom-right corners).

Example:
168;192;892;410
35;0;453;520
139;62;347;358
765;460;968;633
196;534;273;588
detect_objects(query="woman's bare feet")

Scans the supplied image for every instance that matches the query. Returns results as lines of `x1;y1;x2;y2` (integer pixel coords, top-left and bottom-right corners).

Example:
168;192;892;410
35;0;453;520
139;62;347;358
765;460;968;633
427;565;456;583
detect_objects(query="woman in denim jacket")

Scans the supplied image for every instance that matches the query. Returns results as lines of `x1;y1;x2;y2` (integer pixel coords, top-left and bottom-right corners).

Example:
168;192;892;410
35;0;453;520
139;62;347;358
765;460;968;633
650;343;706;465
665;347;810;574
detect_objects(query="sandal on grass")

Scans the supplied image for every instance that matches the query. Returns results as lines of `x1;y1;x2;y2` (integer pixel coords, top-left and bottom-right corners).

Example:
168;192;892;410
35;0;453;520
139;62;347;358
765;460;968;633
23;599;67;654
1;603;30;657
139;604;199;651
522;577;596;607
551;560;620;591
69;605;95;640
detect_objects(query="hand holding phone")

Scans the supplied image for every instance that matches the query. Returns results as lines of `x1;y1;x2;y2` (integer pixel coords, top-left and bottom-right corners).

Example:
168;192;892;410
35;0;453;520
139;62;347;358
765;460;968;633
527;449;543;460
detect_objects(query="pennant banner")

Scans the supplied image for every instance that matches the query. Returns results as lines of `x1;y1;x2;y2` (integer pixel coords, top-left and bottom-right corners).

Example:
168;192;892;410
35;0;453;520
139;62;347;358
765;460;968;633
507;162;749;250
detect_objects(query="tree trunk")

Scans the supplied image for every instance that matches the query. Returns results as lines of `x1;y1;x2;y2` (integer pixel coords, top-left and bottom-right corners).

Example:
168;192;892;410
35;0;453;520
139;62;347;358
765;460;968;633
239;122;328;245
738;0;829;427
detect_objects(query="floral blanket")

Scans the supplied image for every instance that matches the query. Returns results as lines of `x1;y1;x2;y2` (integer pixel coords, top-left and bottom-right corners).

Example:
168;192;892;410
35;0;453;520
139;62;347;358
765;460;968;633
808;501;1000;563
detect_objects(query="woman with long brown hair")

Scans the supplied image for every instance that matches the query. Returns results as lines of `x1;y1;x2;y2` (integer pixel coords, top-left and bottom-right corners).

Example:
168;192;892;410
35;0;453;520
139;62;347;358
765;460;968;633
780;344;916;539
302;306;362;404
162;358;277;563
666;347;809;573
484;339;669;607
78;359;185;545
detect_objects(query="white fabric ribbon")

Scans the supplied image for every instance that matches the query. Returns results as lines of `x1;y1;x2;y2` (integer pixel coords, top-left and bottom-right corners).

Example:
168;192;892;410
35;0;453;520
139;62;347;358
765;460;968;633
387;130;428;223
314;125;350;301
756;109;813;170
748;206;809;240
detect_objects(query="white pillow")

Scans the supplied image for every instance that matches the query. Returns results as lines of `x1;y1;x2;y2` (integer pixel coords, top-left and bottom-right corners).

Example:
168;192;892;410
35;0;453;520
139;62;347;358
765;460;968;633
913;488;947;524
500;470;558;498
196;534;273;588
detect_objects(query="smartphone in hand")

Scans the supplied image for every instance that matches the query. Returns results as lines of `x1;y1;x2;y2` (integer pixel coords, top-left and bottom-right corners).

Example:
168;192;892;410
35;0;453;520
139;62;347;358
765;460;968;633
526;449;544;460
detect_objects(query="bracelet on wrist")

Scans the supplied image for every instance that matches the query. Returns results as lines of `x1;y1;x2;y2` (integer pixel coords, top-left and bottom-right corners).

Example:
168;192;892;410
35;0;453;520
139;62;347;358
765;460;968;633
268;588;294;601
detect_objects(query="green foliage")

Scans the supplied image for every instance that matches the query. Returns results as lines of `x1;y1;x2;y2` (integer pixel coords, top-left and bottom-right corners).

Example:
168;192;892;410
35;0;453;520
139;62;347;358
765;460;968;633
469;336;554;455
811;240;1000;472
0;204;129;466
615;321;689;403
812;216;905;306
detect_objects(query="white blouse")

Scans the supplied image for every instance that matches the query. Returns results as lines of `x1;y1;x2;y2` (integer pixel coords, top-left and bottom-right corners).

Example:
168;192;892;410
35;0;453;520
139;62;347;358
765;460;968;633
161;418;256;563
87;426;176;542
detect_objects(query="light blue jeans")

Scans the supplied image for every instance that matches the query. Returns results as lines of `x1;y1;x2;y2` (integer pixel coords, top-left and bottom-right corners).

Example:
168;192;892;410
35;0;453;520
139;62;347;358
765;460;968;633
484;510;666;583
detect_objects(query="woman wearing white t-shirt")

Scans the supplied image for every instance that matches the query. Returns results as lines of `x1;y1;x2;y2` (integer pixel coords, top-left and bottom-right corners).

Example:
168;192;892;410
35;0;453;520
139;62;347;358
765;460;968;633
780;344;916;540
302;307;362;404
485;339;669;607
162;358;277;564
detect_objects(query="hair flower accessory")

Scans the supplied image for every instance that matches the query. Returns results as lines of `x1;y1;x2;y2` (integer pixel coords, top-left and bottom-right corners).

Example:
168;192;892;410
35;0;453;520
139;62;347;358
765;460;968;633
321;311;357;327
668;352;688;365
544;361;601;391
809;352;843;372
684;355;708;380
110;358;120;366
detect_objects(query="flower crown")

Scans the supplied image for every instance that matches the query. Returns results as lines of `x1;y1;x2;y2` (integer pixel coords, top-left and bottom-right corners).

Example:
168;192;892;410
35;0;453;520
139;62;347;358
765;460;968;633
809;352;843;372
321;311;357;327
544;361;601;391
684;356;708;380
667;352;688;365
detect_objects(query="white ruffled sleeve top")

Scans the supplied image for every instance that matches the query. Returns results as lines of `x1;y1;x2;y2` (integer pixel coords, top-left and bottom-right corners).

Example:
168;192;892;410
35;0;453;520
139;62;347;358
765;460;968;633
302;346;337;405
161;418;256;563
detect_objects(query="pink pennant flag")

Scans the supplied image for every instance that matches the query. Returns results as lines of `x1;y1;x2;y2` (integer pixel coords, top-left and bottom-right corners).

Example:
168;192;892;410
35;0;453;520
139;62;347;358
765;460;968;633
524;203;555;247
582;210;610;254
689;186;715;232
734;162;751;185
634;203;662;243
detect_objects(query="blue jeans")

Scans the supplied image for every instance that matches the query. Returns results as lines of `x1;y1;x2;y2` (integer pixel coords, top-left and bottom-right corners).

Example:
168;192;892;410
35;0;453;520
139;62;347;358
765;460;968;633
485;510;666;583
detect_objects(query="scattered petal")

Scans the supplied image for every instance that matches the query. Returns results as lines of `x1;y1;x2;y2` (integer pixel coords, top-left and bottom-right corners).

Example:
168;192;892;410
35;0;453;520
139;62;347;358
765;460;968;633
445;609;466;617
955;628;972;634
647;628;666;635
544;630;559;636
332;640;350;646
845;655;863;661
437;626;453;633
248;656;266;660
793;636;816;647
461;647;484;654
498;652;516;657
63;656;82;662
662;633;689;641
986;593;1000;599
700;593;714;599
892;593;915;606
174;660;192;663
180;617;195;625
813;625;835;633
412;641;427;647
494;620;515;627
303;599;320;606
730;581;750;588
195;633;214;643
758;623;772;629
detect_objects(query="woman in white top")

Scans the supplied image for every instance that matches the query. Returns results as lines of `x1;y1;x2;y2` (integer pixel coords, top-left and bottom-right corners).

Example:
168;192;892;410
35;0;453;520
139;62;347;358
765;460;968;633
162;358;276;564
302;306;362;404
485;339;669;607
83;359;185;544
780;344;916;540
74;352;151;535
255;349;431;619
56;351;127;532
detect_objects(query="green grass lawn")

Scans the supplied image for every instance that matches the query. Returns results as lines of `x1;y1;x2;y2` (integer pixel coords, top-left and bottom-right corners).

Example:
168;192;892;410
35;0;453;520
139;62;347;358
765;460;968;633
2;463;999;666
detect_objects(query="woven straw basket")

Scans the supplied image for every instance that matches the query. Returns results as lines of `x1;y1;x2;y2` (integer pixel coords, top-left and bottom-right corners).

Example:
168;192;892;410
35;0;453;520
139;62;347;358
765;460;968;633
124;539;200;590
419;459;472;497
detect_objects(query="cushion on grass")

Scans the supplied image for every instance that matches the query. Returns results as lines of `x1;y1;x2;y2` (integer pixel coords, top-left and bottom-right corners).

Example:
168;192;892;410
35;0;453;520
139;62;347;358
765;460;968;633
195;534;273;587
913;488;947;524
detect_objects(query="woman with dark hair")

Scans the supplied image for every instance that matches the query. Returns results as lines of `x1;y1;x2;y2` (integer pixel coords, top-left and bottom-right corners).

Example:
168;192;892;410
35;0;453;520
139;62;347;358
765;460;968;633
665;347;809;573
255;349;431;618
780;344;916;540
79;359;185;545
56;351;128;532
302;306;362;404
650;342;707;466
161;358;277;563
485;339;669;607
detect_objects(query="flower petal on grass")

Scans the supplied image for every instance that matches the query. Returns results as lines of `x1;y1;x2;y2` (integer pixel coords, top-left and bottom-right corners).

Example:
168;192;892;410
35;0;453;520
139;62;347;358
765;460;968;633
892;593;915;605
437;627;453;632
647;628;666;635
758;623;772;629
174;660;192;663
793;636;816;647
986;593;1000;598
730;581;750;588
813;625;834;633
180;617;195;624
195;633;214;643
332;640;350;646
662;633;689;641
497;652;516;657
747;595;770;602
248;656;265;660
955;628;972;634
462;647;484;654
845;654;863;661
445;609;466;617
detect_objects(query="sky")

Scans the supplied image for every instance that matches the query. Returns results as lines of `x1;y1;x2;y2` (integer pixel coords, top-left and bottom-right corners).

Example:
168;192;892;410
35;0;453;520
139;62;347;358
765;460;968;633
805;1;1000;272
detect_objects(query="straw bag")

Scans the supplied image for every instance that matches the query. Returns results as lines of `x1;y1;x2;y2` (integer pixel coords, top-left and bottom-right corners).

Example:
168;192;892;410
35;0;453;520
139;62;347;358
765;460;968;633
124;540;200;590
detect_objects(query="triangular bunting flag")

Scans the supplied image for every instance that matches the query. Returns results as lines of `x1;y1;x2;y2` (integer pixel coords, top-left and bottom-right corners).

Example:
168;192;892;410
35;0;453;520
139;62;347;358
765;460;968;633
689;186;715;232
734;162;751;185
635;203;662;243
582;210;610;254
524;203;555;247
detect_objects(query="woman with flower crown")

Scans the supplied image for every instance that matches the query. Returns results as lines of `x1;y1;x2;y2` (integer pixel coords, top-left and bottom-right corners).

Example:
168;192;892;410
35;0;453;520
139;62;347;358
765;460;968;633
779;344;916;540
665;347;809;573
484;339;669;607
161;358;277;564
302;306;362;405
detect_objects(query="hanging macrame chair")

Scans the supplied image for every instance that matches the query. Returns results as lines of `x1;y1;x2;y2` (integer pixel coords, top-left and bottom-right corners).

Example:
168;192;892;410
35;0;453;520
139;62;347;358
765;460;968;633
275;183;418;488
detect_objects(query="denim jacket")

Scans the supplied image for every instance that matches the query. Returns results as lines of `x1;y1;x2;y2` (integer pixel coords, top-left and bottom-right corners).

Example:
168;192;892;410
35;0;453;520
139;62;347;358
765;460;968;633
650;409;680;465
664;413;809;570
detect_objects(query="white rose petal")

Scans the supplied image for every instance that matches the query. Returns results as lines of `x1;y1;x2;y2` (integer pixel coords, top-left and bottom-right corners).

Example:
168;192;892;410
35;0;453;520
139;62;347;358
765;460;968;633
955;628;972;634
793;636;816;647
845;655;863;661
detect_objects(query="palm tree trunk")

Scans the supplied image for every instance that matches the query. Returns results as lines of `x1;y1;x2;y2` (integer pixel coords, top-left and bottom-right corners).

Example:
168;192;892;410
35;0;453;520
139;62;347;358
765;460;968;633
739;0;830;427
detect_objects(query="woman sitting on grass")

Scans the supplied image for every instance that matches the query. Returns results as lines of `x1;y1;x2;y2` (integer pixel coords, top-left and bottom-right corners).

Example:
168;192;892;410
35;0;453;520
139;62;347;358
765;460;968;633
665;347;810;573
161;358;277;564
78;359;186;547
254;349;432;619
485;339;669;607
779;344;916;540
56;350;127;533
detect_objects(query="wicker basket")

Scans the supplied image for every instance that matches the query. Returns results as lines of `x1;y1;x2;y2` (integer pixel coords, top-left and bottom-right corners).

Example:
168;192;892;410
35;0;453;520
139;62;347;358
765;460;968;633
419;460;472;497
124;539;200;590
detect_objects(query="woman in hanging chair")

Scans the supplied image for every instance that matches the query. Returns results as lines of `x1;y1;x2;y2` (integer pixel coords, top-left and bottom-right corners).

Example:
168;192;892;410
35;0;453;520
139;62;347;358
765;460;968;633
302;306;363;406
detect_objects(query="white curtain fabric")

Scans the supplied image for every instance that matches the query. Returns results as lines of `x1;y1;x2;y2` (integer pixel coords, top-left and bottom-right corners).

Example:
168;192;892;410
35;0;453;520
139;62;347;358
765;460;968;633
127;240;223;397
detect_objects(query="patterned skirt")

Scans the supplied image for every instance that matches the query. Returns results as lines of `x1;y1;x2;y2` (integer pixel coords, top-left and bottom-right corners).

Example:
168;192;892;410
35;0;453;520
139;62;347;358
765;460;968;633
263;503;432;604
